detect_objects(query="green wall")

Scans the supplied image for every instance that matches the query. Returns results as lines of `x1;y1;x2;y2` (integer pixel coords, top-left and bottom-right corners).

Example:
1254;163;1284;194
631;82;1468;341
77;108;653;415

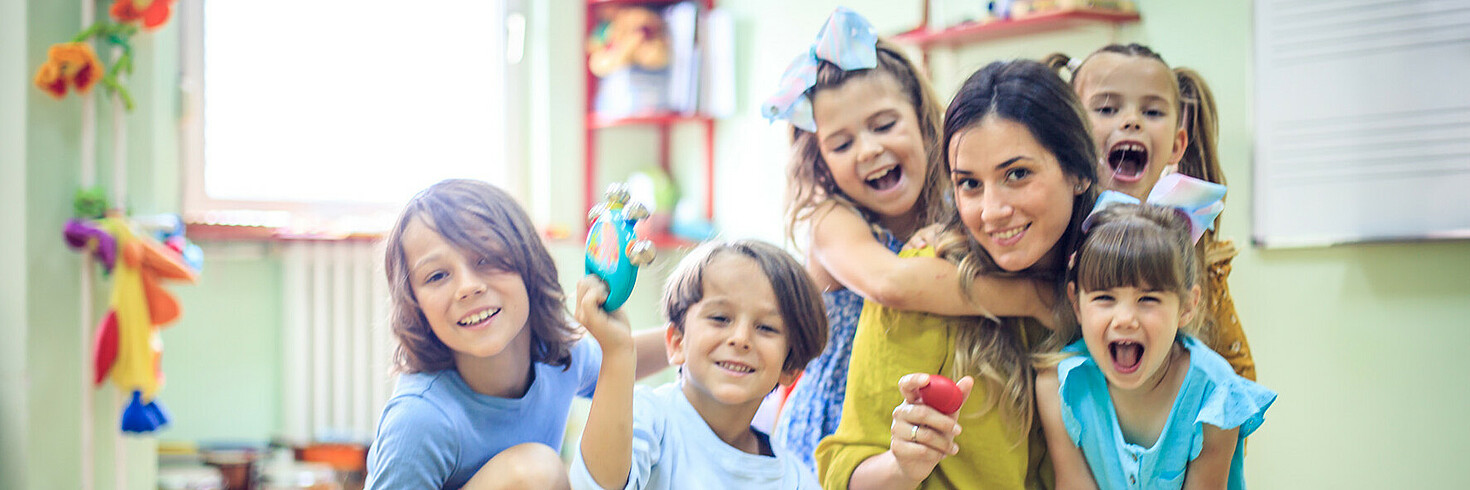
162;243;284;442
1;0;32;485
4;0;174;487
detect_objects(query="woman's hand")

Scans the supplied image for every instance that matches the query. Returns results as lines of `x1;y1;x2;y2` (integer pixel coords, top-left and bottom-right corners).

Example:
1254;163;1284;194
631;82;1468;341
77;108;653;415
888;373;975;483
575;275;634;354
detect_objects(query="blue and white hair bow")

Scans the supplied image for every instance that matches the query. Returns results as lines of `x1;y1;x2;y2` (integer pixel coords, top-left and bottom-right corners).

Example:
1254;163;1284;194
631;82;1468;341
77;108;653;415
1083;173;1226;244
761;7;878;133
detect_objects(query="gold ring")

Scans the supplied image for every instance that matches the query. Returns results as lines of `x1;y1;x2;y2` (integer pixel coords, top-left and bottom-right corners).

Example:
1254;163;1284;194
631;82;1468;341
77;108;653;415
909;424;919;442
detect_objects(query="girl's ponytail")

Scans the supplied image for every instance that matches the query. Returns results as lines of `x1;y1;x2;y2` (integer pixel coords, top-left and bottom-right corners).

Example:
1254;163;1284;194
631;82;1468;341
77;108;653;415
1174;67;1224;342
1041;52;1075;80
1175;67;1225;190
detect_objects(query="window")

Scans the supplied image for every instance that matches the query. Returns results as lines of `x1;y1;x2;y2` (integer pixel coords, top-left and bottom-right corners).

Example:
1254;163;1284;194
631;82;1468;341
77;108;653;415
181;0;517;234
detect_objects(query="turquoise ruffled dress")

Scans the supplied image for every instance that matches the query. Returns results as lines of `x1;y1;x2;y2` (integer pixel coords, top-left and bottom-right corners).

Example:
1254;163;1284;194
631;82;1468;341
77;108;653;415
1057;336;1276;489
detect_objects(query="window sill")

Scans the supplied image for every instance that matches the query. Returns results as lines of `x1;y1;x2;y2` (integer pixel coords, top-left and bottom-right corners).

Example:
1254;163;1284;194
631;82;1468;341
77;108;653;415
185;223;382;243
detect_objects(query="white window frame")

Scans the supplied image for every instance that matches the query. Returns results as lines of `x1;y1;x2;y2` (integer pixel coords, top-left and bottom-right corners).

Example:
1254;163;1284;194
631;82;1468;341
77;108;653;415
179;0;526;234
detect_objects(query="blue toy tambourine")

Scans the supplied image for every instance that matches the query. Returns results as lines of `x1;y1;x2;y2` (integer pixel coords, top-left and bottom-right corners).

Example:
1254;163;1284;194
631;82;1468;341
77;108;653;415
586;183;656;311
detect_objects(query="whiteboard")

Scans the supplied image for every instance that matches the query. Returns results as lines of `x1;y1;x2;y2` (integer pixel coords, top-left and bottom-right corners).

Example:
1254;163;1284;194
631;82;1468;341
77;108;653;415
1252;0;1470;247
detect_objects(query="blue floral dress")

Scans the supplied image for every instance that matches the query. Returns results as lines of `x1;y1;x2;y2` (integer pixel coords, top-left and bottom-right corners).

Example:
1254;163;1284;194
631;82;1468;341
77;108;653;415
775;227;901;473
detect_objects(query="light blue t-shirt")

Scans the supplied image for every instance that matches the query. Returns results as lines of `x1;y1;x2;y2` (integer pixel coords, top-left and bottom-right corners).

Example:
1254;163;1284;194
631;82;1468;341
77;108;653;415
1057;335;1276;490
366;336;602;489
571;382;820;490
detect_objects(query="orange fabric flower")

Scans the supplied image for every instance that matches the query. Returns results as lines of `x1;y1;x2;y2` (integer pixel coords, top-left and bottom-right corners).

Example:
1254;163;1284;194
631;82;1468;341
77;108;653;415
34;61;67;99
110;0;174;29
50;43;103;92
33;42;103;99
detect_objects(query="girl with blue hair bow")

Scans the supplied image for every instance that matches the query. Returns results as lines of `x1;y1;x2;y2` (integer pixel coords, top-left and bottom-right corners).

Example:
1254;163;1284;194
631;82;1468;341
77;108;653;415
1034;186;1276;490
764;7;1060;475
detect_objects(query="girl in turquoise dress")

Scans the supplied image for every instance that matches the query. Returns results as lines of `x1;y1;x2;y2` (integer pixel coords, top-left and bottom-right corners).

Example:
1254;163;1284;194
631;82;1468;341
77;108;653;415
1035;200;1276;489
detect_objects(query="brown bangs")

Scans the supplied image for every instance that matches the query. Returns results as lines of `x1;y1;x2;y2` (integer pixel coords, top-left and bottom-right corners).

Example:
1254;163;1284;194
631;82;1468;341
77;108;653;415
1074;210;1189;296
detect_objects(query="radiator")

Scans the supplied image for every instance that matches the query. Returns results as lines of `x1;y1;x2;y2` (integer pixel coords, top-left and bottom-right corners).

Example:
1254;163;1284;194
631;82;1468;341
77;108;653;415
280;240;395;444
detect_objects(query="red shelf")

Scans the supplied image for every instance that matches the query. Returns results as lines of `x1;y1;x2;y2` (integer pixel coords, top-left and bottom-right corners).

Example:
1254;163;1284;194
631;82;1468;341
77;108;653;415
588;112;711;129
584;0;718;244
893;8;1140;47
588;0;686;5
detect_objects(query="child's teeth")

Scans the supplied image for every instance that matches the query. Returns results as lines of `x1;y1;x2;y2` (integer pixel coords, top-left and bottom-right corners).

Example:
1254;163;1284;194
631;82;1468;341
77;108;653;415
718;362;753;373
458;309;496;326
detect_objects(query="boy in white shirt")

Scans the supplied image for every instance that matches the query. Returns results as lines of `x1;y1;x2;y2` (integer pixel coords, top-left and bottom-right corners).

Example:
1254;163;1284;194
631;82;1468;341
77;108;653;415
571;239;827;490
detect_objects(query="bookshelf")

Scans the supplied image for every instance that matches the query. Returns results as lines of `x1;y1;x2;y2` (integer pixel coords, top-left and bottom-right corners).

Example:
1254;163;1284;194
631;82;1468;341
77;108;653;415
583;0;717;246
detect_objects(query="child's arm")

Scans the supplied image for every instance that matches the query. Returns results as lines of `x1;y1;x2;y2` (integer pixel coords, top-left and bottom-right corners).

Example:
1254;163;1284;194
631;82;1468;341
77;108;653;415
365;398;458;488
847;374;974;490
574;276;637;489
1035;368;1100;490
1181;425;1238;490
809;204;1054;325
1205;240;1256;380
633;329;670;379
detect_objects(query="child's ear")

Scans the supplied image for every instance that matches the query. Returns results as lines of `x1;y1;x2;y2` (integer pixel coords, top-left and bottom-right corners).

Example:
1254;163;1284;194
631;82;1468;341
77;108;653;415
1179;284;1203;326
1068;282;1082;317
778;368;800;387
664;322;686;366
1168;126;1188;165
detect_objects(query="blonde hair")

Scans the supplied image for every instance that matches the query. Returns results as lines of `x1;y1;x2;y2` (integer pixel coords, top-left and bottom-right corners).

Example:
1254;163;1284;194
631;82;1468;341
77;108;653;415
784;39;949;245
933;60;1099;439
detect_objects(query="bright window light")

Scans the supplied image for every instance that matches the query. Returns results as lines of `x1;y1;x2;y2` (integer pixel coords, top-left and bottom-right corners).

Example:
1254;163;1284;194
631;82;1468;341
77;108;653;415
188;0;507;230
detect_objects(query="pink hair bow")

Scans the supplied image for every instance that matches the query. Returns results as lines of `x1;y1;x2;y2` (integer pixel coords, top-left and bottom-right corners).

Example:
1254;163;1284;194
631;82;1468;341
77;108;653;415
1083;174;1226;244
761;7;878;132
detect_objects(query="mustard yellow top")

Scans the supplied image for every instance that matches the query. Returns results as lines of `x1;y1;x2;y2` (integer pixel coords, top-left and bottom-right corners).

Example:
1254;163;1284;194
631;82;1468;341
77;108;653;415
815;247;1050;490
1203;239;1255;381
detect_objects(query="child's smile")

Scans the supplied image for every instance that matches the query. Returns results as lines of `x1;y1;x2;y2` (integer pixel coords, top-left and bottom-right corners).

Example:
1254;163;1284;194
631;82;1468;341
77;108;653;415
1108;340;1145;375
1104;140;1148;184
714;359;756;375
455;306;501;329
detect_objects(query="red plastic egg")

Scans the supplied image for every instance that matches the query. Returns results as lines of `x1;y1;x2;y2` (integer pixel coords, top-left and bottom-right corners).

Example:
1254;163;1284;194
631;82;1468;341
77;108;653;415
917;374;963;415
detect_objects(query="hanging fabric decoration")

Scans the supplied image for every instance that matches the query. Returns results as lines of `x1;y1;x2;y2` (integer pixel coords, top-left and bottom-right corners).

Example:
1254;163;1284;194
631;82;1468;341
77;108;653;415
64;190;201;433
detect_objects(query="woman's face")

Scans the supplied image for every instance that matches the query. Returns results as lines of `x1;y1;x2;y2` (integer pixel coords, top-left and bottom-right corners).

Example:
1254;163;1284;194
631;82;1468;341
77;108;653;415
949;116;1085;272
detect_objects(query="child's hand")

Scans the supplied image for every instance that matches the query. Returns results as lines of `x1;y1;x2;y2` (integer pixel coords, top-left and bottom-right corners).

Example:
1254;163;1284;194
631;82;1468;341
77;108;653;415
575;275;634;354
889;373;974;482
902;223;946;251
